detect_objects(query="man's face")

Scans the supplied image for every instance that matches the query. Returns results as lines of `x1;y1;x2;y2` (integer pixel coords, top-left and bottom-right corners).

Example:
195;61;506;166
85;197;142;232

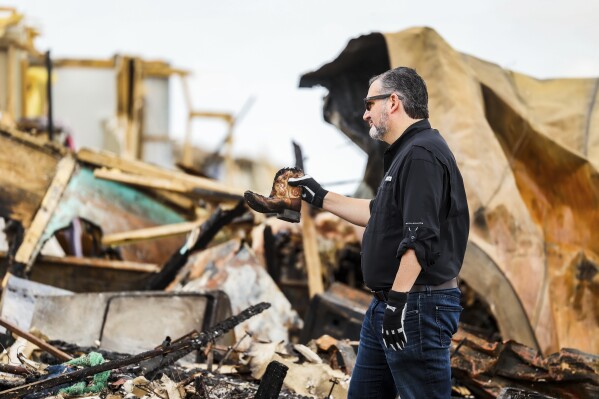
363;80;390;141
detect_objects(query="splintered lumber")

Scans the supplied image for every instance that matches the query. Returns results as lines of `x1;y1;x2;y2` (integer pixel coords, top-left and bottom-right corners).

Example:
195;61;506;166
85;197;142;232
94;168;243;202
146;200;247;290
94;168;189;193
0;302;271;399
32;254;160;273
301;202;324;297
101;220;205;247
77;148;243;199
0;318;72;362
15;155;76;272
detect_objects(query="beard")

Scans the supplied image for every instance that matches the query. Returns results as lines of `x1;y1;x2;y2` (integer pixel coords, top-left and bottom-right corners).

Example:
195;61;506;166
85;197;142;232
368;110;389;141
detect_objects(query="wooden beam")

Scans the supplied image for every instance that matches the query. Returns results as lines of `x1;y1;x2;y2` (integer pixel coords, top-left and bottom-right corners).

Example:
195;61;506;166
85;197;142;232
0;317;72;361
102;220;205;247
141;61;190;78
20;57;28;118
31;253;160;273
94;167;190;193
52;58;115;69
77;148;243;196
15;155;76;272
141;134;171;143
154;190;196;211
0;124;66;156
301;203;324;298
189;111;234;123
6;45;15;120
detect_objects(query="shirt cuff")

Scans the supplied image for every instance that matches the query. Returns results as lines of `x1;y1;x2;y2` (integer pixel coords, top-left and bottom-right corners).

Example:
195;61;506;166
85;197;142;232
396;226;440;270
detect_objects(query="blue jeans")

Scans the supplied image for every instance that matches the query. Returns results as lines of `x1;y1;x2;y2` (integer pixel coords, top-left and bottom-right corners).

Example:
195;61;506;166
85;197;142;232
348;288;462;399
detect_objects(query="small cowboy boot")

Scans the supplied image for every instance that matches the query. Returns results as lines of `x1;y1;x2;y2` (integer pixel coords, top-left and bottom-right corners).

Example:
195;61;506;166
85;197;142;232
244;167;304;223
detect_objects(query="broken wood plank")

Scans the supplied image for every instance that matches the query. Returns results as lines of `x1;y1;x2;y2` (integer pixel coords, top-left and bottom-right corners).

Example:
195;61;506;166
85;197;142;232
0;318;72;362
0;302;271;399
94;167;190;193
301;203;324;298
77;148;243;197
155;191;196;211
31;254;160;273
15;155;76;272
0;365;28;376
93;167;244;203
101;220;206;247
6;45;15;119
0;252;159;292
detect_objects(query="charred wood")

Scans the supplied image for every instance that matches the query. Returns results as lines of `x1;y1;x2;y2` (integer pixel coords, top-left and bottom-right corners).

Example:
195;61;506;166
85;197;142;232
451;331;599;399
0;318;72;362
146;200;247;290
0;302;270;399
263;225;279;282
254;361;288;399
2;220;24;277
0;366;29;377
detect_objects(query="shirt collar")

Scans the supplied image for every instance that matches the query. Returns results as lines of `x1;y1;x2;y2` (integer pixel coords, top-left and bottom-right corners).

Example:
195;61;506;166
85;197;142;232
384;119;431;172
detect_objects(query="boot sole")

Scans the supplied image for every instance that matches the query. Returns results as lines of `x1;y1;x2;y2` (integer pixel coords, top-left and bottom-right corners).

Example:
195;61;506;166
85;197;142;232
245;193;301;223
277;209;300;223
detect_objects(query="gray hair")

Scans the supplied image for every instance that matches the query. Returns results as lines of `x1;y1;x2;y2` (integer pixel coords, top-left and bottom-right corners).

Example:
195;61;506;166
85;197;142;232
369;67;429;119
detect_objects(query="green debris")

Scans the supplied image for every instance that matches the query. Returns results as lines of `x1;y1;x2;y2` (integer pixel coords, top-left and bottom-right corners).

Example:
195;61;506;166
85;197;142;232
58;352;110;397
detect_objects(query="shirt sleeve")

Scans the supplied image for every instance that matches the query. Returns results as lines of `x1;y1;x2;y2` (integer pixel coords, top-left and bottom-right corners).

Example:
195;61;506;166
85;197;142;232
396;146;444;270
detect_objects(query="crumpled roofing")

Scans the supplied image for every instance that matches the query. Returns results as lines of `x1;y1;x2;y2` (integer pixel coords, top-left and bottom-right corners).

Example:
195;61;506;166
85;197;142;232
300;27;599;355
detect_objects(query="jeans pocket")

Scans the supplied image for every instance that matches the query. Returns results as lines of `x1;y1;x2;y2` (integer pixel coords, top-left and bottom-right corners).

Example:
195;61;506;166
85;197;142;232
402;309;420;349
435;305;462;348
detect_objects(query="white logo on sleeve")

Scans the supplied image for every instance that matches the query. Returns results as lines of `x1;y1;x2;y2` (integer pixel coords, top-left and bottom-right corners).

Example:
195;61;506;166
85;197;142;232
385;176;392;182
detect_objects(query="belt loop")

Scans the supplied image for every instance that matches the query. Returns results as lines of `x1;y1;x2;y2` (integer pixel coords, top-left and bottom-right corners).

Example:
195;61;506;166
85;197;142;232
426;285;432;296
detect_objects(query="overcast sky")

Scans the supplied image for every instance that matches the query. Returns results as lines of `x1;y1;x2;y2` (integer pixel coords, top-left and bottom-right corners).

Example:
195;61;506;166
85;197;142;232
7;0;599;193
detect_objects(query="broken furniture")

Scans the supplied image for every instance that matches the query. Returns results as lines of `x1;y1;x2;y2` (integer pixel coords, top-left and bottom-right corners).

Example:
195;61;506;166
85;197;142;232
300;282;370;343
30;290;234;354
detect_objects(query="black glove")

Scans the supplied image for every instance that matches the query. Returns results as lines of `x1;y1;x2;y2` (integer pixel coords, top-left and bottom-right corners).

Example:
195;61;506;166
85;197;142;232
382;290;408;351
287;175;328;208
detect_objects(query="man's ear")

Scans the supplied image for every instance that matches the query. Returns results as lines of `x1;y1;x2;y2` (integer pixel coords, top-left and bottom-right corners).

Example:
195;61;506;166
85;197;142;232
389;94;402;114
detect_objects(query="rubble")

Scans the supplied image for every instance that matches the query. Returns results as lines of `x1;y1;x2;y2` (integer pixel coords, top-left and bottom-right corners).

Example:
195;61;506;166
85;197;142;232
451;330;599;399
300;26;599;356
1;9;599;399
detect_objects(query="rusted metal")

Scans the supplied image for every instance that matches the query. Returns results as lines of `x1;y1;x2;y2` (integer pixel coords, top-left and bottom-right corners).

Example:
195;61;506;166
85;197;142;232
215;330;252;373
326;378;339;398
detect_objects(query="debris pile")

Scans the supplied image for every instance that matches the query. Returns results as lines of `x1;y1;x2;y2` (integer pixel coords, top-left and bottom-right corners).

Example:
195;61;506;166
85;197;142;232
1;9;599;399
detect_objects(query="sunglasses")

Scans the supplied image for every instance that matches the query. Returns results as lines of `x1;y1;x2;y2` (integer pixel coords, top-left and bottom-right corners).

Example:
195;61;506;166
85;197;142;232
363;93;394;111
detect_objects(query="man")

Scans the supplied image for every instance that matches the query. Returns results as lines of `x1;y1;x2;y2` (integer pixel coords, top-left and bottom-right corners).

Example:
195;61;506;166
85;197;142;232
288;67;469;398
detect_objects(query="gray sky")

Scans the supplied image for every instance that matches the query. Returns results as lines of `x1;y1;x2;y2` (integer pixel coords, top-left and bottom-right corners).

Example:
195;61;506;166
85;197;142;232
7;0;599;193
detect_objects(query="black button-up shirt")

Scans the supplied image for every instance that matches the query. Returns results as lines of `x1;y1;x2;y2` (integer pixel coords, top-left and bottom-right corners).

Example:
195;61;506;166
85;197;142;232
361;119;469;290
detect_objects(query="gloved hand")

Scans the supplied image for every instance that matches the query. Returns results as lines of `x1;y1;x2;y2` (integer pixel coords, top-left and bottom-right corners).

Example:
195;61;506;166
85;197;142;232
382;290;408;351
287;175;328;208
